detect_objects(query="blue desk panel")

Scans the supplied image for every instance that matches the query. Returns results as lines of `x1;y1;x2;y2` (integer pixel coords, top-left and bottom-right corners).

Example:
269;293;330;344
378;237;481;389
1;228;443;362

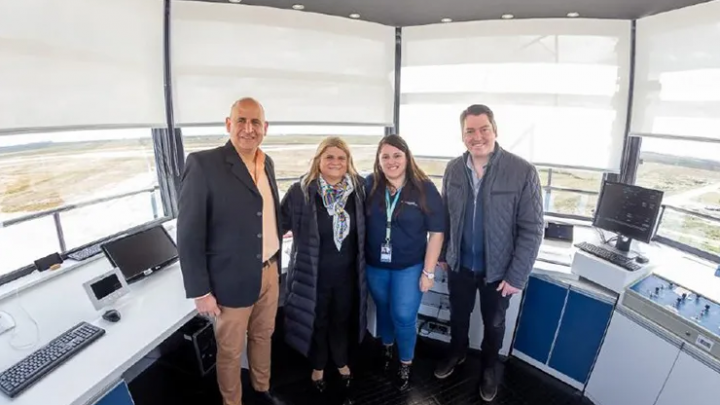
513;276;568;363
93;381;134;405
548;290;614;383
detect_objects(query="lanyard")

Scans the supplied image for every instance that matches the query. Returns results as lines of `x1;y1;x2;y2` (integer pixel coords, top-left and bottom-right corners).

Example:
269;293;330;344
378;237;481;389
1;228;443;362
385;187;401;242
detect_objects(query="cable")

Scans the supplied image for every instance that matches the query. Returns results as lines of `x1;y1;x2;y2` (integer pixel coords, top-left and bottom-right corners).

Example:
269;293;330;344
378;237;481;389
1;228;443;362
8;286;40;351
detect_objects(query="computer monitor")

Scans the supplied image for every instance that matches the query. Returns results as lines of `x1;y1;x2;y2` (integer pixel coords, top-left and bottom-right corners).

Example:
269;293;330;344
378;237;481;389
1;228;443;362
593;181;664;252
101;225;178;282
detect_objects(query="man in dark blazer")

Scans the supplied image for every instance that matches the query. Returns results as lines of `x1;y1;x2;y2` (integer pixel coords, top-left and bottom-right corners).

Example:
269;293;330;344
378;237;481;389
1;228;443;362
177;98;286;405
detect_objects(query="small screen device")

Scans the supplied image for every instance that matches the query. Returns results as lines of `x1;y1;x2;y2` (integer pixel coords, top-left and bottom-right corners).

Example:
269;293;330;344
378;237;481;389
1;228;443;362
82;268;130;311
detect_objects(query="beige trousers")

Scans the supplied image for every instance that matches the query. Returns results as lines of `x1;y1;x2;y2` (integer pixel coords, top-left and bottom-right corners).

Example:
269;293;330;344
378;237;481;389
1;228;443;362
215;261;279;405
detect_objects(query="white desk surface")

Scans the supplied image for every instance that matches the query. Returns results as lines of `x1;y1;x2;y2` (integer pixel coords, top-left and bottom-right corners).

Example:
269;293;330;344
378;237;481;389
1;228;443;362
0;253;196;405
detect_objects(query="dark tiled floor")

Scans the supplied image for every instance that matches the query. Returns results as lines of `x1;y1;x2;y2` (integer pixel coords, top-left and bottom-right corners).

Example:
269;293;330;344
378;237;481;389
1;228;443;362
129;312;592;405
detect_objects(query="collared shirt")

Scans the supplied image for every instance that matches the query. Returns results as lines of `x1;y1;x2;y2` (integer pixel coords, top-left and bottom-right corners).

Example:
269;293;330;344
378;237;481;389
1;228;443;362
364;176;445;270
461;154;488;273
465;154;485;196
243;149;279;262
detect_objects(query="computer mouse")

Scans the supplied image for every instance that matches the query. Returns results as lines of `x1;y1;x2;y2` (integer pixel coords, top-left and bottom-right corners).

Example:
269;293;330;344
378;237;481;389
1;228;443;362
102;309;121;323
635;255;649;264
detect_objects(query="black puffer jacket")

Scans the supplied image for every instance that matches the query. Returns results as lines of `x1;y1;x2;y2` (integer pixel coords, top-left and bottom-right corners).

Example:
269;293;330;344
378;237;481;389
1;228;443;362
280;175;368;357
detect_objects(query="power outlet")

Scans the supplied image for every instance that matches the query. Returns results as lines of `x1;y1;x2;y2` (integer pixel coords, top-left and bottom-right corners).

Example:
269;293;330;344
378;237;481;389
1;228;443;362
0;311;16;335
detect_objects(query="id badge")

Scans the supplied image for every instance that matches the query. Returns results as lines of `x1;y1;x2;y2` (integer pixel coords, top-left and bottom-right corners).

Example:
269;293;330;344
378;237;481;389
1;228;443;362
380;243;392;263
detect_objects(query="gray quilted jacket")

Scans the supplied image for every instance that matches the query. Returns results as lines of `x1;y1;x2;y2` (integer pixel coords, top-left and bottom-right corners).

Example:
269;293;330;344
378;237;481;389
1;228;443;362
440;146;544;289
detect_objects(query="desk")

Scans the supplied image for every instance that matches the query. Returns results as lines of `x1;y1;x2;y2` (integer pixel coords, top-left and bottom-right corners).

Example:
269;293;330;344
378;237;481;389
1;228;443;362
0;254;196;405
0;222;290;405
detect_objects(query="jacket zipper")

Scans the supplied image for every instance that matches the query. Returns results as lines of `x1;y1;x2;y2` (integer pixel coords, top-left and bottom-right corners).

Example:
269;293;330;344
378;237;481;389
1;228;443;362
462;161;476;271
472;185;477;271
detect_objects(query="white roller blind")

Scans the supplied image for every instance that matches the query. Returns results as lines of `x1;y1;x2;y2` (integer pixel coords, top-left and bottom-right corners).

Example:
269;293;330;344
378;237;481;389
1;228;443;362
401;19;631;171
0;0;166;131
171;2;395;126
633;0;720;139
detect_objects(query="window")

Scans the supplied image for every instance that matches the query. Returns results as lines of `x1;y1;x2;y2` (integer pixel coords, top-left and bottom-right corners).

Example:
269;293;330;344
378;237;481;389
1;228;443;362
631;1;720;140
415;158;447;191
630;1;720;259
400;19;631;172
0;128;166;278
656;207;720;256
170;1;394;126
635;137;720;255
180;125;385;194
540;168;603;218
0;0;165;131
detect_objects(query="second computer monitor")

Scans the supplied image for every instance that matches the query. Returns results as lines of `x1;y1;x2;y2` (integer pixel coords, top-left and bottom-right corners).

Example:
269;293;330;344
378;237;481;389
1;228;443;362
101;225;178;282
593;181;664;251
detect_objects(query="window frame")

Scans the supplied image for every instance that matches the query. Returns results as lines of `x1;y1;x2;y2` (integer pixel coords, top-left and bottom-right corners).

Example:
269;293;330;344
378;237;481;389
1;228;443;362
0;126;180;287
628;133;720;264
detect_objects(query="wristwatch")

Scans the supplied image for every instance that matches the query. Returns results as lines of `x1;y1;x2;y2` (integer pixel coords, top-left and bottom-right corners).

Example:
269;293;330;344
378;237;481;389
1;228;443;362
422;270;435;280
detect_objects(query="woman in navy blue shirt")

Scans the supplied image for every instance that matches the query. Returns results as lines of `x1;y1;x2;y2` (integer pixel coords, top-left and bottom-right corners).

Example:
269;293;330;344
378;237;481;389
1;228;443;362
365;135;445;390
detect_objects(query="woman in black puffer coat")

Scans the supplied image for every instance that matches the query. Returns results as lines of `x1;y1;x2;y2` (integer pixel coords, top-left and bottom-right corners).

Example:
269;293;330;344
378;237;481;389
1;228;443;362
280;136;367;397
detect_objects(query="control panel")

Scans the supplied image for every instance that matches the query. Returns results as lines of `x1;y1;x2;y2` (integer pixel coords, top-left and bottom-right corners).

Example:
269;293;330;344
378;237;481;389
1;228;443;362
623;274;720;361
417;319;451;343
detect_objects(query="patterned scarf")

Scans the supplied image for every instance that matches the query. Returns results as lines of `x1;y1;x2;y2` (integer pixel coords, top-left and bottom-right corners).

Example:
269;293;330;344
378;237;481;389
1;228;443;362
318;174;354;251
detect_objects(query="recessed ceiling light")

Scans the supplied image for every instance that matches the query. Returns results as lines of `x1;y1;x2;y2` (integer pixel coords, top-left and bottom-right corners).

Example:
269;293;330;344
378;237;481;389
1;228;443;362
501;14;514;19
441;18;452;23
228;0;242;3
349;13;360;19
567;12;580;18
292;4;305;10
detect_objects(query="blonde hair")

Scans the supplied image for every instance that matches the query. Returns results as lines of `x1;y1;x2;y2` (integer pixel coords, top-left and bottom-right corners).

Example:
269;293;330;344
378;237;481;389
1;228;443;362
302;136;360;190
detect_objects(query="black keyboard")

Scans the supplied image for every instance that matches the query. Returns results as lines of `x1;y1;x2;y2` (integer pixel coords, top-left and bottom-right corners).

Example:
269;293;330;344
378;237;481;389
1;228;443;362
67;244;103;261
0;322;105;398
575;242;642;271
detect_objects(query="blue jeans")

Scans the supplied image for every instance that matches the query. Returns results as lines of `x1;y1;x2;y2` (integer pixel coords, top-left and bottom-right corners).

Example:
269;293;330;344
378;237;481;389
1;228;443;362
366;263;424;362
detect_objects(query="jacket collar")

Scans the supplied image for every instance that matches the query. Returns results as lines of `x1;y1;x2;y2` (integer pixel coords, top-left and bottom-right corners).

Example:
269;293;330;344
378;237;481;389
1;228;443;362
462;142;504;169
223;140;262;196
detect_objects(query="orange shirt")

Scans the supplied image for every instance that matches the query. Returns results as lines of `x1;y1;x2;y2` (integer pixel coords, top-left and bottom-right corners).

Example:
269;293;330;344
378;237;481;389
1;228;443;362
244;150;279;262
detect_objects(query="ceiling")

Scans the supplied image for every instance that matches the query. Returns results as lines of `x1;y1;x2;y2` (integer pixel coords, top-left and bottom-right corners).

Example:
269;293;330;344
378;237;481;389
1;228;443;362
191;0;714;26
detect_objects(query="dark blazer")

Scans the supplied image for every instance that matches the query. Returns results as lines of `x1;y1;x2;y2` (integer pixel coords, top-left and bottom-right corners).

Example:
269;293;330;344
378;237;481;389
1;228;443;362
177;141;283;308
280;176;368;357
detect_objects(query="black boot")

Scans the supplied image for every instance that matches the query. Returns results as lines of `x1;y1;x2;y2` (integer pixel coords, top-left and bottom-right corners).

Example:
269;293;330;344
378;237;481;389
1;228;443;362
479;365;498;402
434;350;467;379
381;344;393;373
311;378;327;393
340;373;354;405
396;362;411;391
340;372;353;389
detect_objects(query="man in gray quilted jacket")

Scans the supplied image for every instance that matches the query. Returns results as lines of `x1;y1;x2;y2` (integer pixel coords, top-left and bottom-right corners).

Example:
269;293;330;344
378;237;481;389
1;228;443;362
434;104;544;401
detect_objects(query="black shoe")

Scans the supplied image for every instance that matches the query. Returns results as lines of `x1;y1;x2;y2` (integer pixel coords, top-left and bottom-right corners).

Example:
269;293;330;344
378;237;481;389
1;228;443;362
434;352;466;379
396;363;411;391
340;372;353;389
255;390;288;405
479;366;498;402
340;373;355;405
382;345;393;372
311;378;327;393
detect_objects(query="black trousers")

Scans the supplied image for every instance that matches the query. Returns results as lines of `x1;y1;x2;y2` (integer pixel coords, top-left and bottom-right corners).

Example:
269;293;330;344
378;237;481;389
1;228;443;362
309;267;355;370
448;267;511;367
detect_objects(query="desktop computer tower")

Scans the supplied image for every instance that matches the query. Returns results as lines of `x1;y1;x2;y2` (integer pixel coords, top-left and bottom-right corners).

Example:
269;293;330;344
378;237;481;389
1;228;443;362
178;316;217;377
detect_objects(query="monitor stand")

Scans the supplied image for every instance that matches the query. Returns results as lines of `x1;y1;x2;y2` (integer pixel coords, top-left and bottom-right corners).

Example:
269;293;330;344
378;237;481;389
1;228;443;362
612;235;632;252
